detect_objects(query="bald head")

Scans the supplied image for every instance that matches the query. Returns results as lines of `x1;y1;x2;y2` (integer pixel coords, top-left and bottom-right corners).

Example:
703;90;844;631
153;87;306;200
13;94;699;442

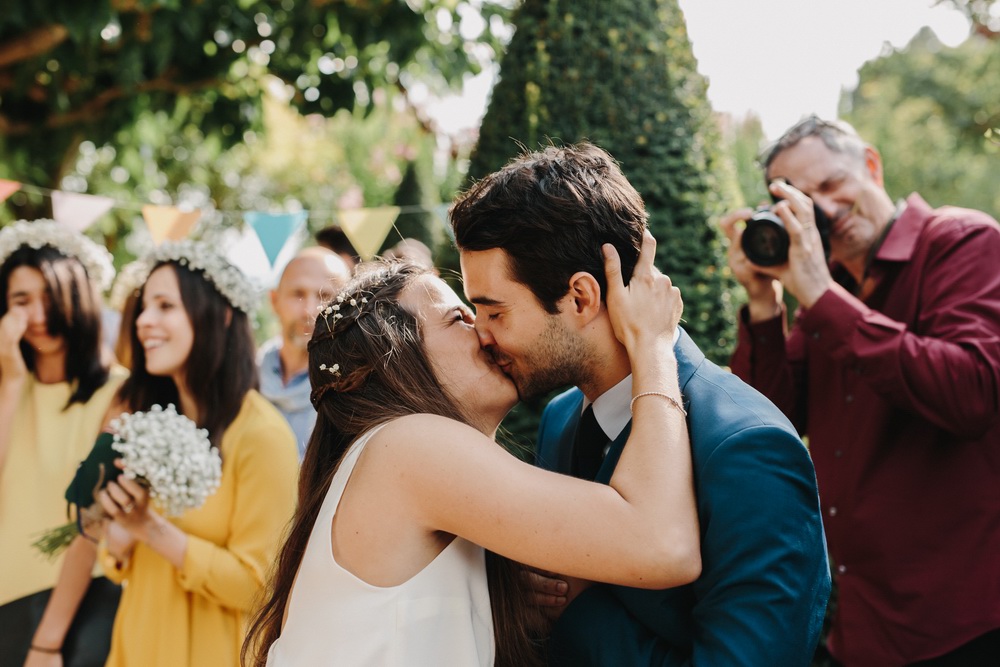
271;247;351;350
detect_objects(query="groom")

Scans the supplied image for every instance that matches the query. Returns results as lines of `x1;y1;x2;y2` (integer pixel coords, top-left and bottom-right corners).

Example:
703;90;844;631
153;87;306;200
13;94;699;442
452;143;831;665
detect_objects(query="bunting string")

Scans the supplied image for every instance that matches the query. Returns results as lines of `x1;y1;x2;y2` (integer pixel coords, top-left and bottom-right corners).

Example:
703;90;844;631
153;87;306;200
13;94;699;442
0;178;454;271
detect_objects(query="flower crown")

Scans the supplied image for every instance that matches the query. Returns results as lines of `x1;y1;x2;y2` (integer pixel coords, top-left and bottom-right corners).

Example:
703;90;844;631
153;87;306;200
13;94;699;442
132;240;259;314
0;219;115;292
108;260;149;311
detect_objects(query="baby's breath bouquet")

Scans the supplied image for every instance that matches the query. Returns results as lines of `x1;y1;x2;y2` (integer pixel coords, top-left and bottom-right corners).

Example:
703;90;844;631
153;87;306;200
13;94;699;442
33;404;222;558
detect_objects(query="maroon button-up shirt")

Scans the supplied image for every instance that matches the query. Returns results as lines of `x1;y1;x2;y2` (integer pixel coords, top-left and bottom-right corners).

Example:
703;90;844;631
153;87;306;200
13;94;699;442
731;194;1000;666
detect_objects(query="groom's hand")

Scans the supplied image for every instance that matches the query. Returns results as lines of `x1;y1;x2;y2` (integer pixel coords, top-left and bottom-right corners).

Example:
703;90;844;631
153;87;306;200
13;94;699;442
526;567;594;622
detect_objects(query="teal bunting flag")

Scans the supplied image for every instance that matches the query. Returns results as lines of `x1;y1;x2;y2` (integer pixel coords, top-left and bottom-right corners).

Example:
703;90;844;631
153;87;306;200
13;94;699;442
245;211;309;267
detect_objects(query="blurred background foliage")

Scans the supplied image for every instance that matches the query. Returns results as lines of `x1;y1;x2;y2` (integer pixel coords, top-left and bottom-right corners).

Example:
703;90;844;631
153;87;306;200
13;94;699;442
840;25;999;215
0;0;512;230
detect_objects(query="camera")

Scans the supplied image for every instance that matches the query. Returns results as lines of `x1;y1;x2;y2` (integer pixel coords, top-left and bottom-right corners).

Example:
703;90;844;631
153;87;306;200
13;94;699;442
741;200;833;266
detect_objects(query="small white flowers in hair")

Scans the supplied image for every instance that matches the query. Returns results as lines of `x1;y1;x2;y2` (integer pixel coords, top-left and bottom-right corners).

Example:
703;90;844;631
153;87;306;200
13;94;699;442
319;363;342;376
131;240;259;314
110;404;222;517
0;219;115;291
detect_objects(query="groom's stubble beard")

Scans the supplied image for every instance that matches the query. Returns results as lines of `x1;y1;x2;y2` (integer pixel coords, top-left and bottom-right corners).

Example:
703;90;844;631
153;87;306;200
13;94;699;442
505;315;593;402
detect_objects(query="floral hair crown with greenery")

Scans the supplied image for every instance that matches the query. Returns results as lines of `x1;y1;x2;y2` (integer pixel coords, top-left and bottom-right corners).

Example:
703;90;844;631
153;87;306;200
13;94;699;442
0;219;116;292
132;240;259;314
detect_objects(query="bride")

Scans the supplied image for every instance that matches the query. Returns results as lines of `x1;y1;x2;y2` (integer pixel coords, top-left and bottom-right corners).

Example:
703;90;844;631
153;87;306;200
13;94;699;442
245;233;699;666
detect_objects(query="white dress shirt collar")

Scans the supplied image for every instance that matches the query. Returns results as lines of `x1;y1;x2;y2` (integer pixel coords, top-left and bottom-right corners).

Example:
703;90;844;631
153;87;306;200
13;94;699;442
582;328;680;441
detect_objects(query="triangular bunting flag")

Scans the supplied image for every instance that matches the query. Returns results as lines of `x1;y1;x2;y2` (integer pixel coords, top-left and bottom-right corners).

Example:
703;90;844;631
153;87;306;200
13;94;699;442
142;206;201;245
52;191;115;232
434;203;454;242
0;179;21;203
222;225;273;288
244;211;308;268
338;206;401;261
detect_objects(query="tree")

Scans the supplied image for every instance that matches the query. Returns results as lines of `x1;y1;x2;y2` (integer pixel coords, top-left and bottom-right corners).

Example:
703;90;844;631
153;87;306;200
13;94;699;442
386;152;440;251
465;0;740;444
0;0;510;213
717;111;769;209
937;0;999;38
840;27;1000;216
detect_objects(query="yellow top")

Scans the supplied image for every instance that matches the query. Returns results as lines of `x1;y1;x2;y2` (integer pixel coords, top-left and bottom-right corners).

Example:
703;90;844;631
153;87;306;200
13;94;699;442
0;367;128;605
100;390;299;667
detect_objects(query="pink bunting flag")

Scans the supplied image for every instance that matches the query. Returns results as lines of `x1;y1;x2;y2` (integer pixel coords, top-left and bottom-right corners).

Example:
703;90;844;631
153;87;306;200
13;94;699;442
51;191;115;232
0;179;21;203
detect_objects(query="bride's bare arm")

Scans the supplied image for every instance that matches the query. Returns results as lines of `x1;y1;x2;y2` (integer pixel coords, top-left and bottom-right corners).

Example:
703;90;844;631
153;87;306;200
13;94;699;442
378;233;699;589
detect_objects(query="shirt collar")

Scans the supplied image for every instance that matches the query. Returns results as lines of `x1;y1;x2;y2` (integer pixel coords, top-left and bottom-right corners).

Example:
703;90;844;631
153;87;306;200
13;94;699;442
874;193;932;263
581;328;680;440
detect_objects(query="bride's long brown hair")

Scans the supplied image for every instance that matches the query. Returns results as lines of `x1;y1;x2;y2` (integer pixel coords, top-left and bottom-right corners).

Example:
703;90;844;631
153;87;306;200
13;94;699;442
243;261;542;666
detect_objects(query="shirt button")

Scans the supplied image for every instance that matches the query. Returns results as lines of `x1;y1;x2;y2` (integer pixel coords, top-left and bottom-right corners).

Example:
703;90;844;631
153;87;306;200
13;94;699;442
845;394;854;403
828;507;838;517
837;564;847;575
834;450;843;458
811;332;821;340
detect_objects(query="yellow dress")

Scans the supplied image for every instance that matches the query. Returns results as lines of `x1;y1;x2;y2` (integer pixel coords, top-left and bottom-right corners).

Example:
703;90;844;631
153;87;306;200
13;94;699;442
0;367;128;606
100;390;299;667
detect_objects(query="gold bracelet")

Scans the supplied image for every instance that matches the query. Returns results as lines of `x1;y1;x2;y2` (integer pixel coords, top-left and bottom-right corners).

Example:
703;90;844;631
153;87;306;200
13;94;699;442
629;391;687;417
30;645;61;655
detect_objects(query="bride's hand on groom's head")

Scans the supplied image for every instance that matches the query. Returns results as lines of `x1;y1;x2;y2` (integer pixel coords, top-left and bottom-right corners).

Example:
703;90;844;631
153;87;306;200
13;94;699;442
603;230;683;351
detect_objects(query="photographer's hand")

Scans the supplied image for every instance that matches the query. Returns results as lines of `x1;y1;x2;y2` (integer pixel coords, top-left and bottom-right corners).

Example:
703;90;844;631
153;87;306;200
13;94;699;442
719;209;783;322
758;181;834;308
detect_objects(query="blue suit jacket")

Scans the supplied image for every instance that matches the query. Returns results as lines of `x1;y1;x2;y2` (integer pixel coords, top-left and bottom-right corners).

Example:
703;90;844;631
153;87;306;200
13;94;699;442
537;329;831;666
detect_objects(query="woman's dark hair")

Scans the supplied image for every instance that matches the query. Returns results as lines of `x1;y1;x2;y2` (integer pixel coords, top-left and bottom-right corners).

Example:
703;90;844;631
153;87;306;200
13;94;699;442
0;245;109;407
243;261;542;667
117;262;258;446
451;142;647;313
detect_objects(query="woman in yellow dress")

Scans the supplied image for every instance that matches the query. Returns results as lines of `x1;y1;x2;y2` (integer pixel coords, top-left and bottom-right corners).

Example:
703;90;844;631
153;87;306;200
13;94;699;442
0;220;126;666
58;240;298;666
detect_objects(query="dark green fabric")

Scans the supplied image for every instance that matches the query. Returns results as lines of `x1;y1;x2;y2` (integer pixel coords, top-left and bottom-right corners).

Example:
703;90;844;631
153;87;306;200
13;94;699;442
64;432;122;508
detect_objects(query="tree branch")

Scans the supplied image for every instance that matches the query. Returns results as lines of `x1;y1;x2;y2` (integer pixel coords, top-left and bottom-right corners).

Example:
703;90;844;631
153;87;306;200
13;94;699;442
0;25;70;69
0;74;221;136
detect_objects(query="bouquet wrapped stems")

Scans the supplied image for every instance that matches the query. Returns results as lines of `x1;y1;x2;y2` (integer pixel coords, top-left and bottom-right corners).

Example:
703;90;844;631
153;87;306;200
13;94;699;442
32;502;108;559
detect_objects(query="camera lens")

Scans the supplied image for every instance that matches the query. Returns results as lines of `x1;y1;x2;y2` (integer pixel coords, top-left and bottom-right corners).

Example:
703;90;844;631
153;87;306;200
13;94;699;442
741;209;789;266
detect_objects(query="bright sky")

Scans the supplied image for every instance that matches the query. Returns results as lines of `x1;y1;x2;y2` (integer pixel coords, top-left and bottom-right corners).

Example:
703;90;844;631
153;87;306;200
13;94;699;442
426;0;972;141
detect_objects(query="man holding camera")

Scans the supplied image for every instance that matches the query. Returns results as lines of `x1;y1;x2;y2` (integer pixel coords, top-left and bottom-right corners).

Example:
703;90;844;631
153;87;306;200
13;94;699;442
721;116;1000;666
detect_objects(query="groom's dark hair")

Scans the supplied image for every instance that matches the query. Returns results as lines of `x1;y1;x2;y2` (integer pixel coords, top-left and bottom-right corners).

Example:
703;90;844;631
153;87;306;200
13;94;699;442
451;142;648;313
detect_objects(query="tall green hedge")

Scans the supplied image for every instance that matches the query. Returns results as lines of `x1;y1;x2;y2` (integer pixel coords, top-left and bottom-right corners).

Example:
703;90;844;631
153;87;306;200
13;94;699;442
465;0;740;446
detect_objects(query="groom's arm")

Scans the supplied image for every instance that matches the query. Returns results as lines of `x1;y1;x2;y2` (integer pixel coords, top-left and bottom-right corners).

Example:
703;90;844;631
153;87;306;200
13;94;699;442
547;426;831;666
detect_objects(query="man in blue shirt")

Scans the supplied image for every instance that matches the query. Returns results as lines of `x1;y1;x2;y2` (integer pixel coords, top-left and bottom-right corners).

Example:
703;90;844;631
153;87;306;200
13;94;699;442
258;247;350;458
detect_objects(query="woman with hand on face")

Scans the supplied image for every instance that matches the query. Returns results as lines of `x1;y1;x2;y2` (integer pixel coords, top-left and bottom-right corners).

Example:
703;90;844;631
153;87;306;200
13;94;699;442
0;220;126;667
59;241;299;667
246;232;700;667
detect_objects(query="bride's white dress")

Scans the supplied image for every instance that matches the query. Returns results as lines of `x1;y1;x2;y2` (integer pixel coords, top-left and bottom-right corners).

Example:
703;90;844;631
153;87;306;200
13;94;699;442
266;426;495;666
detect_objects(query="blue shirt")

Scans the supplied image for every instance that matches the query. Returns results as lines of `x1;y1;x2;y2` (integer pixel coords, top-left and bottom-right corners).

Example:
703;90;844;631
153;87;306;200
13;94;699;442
257;337;314;460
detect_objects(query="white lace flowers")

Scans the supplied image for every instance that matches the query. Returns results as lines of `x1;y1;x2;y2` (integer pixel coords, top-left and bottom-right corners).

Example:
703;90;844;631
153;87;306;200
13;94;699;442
130;240;259;314
0;219;115;291
111;404;222;517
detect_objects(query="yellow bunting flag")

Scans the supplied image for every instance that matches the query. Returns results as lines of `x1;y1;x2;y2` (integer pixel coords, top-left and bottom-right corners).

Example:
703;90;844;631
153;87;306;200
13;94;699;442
338;206;401;261
0;179;21;203
142;206;201;245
